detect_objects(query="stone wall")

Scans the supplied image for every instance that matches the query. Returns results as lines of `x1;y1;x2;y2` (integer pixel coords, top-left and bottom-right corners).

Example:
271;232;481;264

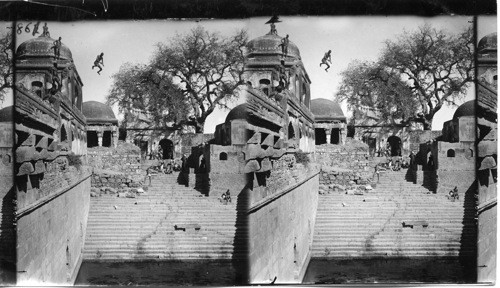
87;142;143;184
408;130;442;152
179;133;214;156
91;169;143;190
478;205;496;282
434;141;475;195
0;123;15;278
249;172;318;284
315;142;375;188
208;144;245;174
476;44;497;284
207;144;246;196
17;174;90;285
319;166;372;189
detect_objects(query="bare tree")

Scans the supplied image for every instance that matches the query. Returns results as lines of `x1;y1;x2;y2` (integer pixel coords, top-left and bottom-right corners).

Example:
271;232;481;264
380;24;474;130
107;63;188;132
337;24;474;130
108;26;248;133
337;60;418;126
0;29;13;105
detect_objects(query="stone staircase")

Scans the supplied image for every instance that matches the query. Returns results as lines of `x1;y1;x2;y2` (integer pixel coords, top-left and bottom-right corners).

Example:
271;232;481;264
312;169;476;258
83;172;246;260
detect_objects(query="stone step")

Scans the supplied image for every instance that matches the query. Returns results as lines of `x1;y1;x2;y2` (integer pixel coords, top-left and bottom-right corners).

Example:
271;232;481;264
85;174;241;261
313;169;474;259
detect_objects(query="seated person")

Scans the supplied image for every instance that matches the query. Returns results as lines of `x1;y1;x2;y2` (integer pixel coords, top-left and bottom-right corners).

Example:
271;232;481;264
165;162;173;174
173;162;181;171
220;192;227;204
220;189;231;204
449;187;459;200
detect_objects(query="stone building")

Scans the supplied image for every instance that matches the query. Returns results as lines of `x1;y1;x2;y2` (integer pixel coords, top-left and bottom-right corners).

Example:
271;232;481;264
82;101;118;148
120;107;206;160
0;105;14;281
476;32;497;283
241;22;318;284
310;98;347;145
349;106;411;157
411;100;476;194
14;28;90;284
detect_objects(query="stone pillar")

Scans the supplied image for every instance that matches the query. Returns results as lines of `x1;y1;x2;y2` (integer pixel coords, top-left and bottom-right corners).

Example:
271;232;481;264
113;128;120;148
341;129;346;145
112;130;119;148
325;128;331;144
97;131;103;147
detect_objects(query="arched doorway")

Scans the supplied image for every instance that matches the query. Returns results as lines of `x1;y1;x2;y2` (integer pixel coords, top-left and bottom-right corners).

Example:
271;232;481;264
102;131;112;147
87;131;98;147
387;135;402;156
288;122;295;140
159;138;174;160
331;128;340;144
315;128;326;145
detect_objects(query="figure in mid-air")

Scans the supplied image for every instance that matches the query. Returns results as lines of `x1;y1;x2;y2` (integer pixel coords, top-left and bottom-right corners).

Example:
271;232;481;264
51;37;62;60
320;50;332;72
92;53;104;75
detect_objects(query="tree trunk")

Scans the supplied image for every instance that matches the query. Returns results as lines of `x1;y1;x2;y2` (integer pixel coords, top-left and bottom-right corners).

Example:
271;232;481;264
423;120;432;130
195;123;204;134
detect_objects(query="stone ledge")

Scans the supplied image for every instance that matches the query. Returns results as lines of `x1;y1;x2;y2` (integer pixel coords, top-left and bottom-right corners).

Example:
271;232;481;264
16;172;91;219
248;170;319;214
478;198;497;214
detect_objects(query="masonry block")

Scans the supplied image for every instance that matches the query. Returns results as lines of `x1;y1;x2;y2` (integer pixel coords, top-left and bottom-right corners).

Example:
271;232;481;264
17;162;34;176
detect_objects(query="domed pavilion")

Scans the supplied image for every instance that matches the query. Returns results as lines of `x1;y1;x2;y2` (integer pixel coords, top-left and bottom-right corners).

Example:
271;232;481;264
310;98;347;145
476;32;497;283
14;25;87;155
242;20;315;153
82;101;119;148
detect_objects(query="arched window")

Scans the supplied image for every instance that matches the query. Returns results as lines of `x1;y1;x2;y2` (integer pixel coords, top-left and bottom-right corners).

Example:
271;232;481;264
447;149;455;157
301;83;306;104
31;81;43;97
288;122;295;140
259;79;271;96
60;125;67;142
219;152;228;160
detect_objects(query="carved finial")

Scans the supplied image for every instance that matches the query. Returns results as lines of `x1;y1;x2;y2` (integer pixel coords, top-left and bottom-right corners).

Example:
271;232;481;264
265;15;281;35
41;23;50;37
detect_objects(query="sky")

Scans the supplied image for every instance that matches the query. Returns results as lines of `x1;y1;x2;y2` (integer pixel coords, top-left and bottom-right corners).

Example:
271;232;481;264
2;15;498;132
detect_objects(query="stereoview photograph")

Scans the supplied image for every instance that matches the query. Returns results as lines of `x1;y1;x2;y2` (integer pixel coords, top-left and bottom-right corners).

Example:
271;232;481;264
0;14;496;285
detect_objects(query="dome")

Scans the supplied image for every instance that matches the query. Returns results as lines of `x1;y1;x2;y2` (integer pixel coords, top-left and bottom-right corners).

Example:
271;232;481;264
246;33;301;59
16;34;73;61
453;100;475;120
0;106;13;122
225;104;247;123
310;98;345;120
478;33;497;53
82;101;118;124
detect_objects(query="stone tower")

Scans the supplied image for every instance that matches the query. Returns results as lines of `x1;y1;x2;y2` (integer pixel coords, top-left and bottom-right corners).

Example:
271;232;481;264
14;27;90;285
